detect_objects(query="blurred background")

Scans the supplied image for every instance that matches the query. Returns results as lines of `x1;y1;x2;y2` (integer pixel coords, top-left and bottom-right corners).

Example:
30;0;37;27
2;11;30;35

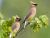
0;0;50;38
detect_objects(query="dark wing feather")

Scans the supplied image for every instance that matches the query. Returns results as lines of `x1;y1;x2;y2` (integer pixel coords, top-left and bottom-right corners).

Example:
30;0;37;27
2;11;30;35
23;10;32;23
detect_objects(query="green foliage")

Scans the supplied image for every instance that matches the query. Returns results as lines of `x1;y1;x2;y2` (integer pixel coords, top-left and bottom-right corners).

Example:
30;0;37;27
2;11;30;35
30;15;48;32
0;15;17;38
39;15;48;28
0;13;48;38
31;17;42;32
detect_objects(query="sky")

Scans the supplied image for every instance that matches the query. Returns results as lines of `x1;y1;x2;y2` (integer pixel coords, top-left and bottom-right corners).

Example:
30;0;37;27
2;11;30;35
0;0;2;9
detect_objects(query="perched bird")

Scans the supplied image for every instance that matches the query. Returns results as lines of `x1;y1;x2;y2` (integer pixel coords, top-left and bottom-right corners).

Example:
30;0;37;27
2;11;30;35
23;1;38;28
9;16;21;38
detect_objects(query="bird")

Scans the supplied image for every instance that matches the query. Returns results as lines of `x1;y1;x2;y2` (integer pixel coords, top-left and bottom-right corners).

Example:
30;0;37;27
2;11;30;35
9;16;21;38
23;1;38;28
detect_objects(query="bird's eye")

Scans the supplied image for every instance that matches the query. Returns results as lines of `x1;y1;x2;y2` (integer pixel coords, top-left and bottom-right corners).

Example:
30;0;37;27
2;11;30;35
16;18;19;19
19;18;21;21
33;4;38;6
16;18;21;21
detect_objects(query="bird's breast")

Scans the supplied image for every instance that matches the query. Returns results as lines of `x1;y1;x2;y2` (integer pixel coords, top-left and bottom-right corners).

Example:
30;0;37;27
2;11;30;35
12;22;20;32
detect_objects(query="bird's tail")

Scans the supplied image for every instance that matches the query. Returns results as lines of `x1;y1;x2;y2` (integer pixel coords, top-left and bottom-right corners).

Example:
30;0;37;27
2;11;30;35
9;33;12;38
24;21;30;29
23;19;25;23
24;21;28;28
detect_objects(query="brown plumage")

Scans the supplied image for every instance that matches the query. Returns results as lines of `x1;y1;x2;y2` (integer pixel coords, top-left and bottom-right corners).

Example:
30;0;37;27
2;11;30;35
9;16;21;38
23;2;37;22
12;17;21;32
23;1;38;28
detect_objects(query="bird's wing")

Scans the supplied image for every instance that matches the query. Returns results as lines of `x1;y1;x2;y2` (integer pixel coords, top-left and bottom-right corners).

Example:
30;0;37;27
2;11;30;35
12;23;17;31
23;10;32;23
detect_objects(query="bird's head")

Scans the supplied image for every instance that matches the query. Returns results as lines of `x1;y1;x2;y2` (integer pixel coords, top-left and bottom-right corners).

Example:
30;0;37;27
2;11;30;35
16;16;21;22
30;1;38;6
